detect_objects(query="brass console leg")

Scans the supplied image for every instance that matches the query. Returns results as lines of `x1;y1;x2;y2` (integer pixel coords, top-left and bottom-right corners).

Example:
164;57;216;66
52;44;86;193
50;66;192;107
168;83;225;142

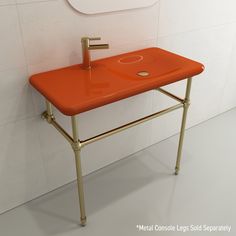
45;100;54;122
175;78;192;175
71;116;87;226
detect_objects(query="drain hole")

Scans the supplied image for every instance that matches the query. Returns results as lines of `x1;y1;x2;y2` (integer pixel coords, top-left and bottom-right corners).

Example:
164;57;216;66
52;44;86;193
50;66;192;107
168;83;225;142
137;71;150;77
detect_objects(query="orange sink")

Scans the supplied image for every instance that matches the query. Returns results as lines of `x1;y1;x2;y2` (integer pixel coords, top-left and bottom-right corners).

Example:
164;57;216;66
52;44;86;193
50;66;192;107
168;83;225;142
30;47;204;116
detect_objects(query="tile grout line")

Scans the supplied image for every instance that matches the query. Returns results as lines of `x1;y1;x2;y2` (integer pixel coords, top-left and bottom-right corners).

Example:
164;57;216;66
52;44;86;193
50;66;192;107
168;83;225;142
158;20;236;39
0;0;55;8
15;1;40;121
16;0;56;6
217;28;236;113
156;0;161;45
15;3;29;76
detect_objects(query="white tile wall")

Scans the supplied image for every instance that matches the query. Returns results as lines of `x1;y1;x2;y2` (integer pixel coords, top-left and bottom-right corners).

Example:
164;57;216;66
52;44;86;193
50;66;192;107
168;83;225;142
158;0;236;37
220;32;236;112
0;67;35;125
0;118;47;211
0;5;26;71
0;0;236;214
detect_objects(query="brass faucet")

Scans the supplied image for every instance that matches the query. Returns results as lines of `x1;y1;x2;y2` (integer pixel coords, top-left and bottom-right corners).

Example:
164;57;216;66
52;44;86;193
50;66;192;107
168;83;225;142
81;37;109;70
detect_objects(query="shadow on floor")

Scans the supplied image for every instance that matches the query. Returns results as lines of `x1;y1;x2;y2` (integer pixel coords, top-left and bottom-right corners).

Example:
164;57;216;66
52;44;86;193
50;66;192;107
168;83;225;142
26;150;175;235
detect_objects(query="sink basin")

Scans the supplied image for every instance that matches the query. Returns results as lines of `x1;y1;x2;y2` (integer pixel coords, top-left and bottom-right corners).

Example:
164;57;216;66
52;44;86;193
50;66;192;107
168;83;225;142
99;48;181;80
30;47;204;116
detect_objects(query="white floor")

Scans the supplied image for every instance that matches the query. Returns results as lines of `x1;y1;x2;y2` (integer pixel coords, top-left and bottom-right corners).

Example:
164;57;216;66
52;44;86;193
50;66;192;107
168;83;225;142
1;108;236;236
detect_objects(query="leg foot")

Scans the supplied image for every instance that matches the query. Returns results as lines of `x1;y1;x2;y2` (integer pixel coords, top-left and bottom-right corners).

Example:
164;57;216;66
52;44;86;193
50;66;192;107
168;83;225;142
174;167;179;175
80;217;87;227
41;111;47;120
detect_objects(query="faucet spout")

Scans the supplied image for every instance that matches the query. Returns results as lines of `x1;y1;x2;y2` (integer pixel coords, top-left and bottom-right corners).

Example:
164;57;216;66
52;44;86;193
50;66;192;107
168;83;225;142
81;37;109;70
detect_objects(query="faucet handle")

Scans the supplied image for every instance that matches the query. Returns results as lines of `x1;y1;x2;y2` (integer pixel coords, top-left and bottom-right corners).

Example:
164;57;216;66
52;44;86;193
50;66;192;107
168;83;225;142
87;37;109;50
89;37;101;41
81;36;109;69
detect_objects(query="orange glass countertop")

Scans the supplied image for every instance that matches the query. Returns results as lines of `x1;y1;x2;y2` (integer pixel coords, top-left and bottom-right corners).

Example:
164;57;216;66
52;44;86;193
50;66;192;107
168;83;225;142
30;47;204;116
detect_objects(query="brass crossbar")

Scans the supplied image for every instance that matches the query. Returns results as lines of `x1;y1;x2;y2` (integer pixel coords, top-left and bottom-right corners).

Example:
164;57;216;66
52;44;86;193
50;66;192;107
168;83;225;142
42;103;184;147
156;88;184;103
80;103;183;147
42;78;192;226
